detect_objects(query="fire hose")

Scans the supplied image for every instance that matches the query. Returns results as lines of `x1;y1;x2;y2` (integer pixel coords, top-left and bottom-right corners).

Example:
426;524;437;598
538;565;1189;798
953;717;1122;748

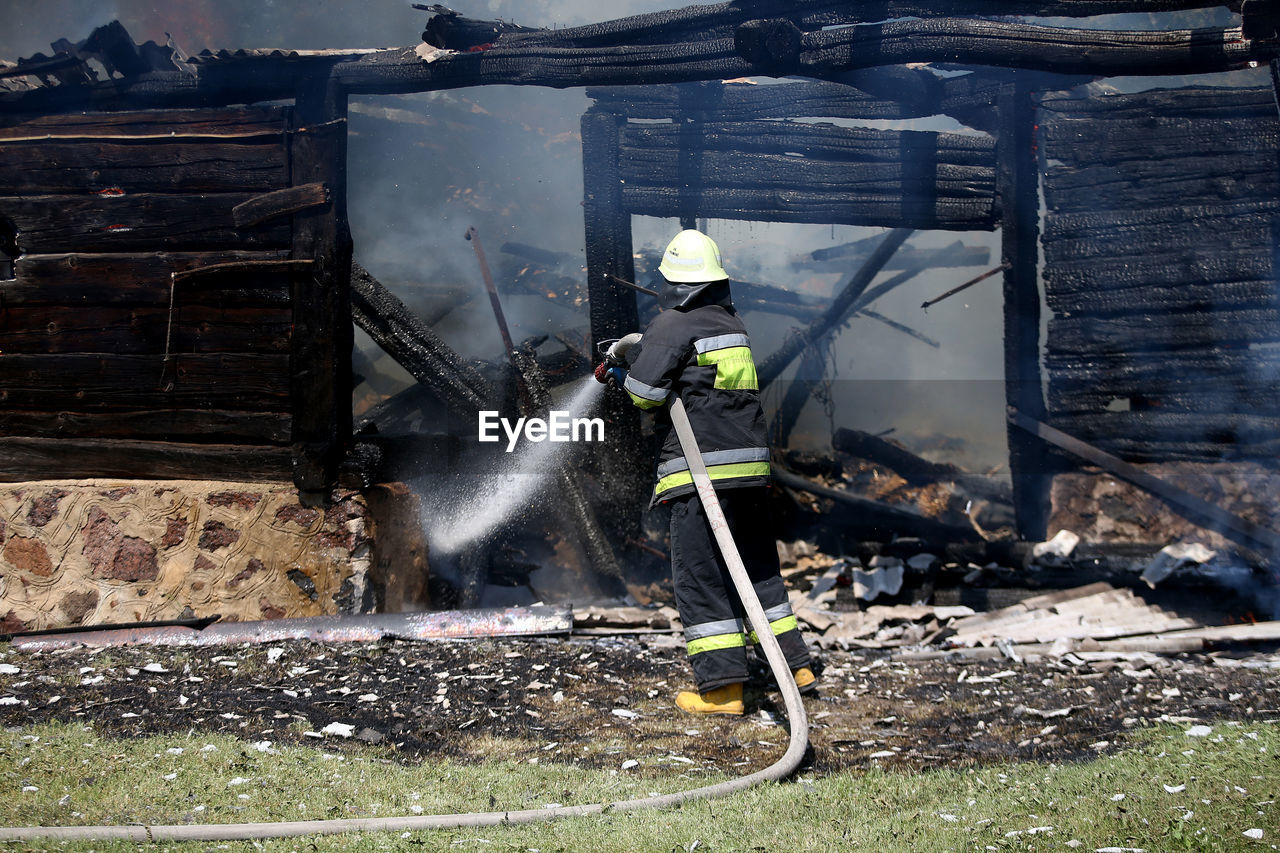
0;398;809;843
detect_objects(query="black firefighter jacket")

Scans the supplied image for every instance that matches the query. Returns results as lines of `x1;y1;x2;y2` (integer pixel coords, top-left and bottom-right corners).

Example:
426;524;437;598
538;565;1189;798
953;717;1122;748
622;279;771;505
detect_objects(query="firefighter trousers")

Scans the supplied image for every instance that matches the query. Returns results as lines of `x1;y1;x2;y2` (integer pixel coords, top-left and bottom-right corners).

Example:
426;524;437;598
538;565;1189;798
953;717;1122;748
668;488;810;692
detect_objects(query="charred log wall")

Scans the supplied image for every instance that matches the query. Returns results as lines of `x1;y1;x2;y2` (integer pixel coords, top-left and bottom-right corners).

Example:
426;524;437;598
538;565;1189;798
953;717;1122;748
1039;85;1280;463
591;80;999;231
0;105;350;487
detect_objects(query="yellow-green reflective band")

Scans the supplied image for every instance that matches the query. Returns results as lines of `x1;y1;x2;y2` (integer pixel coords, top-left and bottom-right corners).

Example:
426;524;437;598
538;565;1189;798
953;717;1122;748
627;390;665;410
686;633;746;656
696;346;758;391
746;615;800;644
655;461;770;497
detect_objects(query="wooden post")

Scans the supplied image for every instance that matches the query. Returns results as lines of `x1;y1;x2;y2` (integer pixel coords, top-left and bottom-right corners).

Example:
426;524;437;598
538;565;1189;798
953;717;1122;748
289;71;353;493
997;75;1051;540
581;107;648;537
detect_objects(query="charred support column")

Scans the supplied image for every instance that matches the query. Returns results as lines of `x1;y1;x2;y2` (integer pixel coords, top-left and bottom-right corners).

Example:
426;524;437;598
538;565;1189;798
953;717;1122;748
997;76;1050;539
289;70;353;494
581;108;648;540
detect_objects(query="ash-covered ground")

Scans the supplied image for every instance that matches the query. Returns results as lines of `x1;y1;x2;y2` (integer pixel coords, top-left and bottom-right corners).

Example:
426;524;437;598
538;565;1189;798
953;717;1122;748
2;637;1278;776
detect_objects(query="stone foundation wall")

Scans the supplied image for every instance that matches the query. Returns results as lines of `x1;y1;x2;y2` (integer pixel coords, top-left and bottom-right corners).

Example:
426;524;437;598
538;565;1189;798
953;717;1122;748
0;480;378;634
1048;461;1280;550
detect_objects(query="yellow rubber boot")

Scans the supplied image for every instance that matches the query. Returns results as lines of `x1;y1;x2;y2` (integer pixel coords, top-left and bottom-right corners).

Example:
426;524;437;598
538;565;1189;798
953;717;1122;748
792;667;818;694
675;683;744;716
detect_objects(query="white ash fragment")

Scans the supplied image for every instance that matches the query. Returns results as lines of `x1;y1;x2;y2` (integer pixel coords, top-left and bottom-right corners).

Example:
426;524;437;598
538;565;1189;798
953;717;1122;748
1186;724;1212;737
1032;529;1079;560
142;663;168;673
227;777;250;786
321;722;355;738
1163;783;1186;793
0;663;20;675
621;759;639;770
611;708;638;720
1243;828;1264;840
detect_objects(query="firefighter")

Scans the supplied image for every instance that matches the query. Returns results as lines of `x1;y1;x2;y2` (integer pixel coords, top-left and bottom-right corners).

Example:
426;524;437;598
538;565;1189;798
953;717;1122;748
599;229;814;715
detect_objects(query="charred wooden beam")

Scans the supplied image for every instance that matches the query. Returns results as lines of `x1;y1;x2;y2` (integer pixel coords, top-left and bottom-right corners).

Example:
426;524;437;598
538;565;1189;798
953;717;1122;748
0;352;289;410
10;252;292;305
758;228;913;390
832;427;1012;505
0;409;289;444
232;182;328;229
495;0;1243;49
0;193;290;253
418;5;539;50
795;240;991;272
589;72;1008;133
289;81;352;493
334;19;1273;96
773;465;981;544
0;436;292;483
0;139;287;194
0;304;290;355
998;76;1051;541
581;108;649;541
1009;408;1280;556
349;261;493;419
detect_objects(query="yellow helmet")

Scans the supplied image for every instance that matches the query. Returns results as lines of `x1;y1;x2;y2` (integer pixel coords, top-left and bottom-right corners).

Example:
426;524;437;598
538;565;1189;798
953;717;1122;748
658;230;728;283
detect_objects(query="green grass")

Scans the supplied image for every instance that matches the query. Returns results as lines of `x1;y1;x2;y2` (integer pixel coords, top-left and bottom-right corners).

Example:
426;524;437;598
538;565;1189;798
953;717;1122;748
1;720;1277;852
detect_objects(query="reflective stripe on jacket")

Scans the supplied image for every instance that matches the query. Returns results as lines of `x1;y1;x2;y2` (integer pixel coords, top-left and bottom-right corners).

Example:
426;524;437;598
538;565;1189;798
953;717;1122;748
622;281;771;505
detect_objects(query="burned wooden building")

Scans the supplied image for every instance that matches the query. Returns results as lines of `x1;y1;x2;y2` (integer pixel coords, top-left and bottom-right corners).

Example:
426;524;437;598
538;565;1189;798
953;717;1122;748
1;1;1278;631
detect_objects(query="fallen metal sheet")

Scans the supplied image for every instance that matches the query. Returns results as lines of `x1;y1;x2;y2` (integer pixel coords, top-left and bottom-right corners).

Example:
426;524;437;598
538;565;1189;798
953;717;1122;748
11;606;574;651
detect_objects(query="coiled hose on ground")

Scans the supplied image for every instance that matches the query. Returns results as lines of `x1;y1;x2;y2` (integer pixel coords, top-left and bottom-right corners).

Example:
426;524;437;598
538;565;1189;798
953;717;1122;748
0;397;809;843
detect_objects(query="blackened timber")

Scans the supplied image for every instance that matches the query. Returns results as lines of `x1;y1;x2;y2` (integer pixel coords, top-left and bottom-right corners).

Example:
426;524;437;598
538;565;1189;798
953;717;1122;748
1047;278;1277;317
0;353;289;410
1036;84;1276;121
590;71;1043;135
998;77;1050;542
1047;308;1280;355
832;427;1013;505
0;193;291;253
1049;411;1280;444
1009;408;1280;556
495;0;1241;49
1044;157;1280;213
1050;384;1280;417
0;409;290;444
796;240;990;272
623;187;995;230
1047;350;1280;394
799;19;1272;77
1045;248;1272;295
420;9;539;50
232;182;328;228
621;120;995;165
773;465;981;544
0;140;288;194
349;261;493;418
0;436;291;484
0;305;290;354
10;252;292;306
757;228;913;390
334;18;1275;96
288;85;352;493
581;108;647;540
0;106;289;137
